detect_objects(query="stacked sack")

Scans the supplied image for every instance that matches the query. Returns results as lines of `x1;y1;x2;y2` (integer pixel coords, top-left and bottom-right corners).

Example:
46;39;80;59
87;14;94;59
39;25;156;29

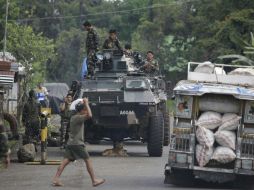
195;111;241;167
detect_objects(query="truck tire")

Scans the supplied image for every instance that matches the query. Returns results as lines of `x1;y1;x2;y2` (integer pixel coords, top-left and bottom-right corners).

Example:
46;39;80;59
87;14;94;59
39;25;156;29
163;112;170;146
147;110;164;157
4;112;19;139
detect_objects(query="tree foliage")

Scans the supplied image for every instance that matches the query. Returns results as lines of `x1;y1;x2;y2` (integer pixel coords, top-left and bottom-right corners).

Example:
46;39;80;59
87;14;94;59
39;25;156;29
5;23;54;85
1;0;254;84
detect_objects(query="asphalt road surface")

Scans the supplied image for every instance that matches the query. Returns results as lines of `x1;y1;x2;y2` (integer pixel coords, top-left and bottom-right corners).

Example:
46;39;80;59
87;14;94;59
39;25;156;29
0;142;239;190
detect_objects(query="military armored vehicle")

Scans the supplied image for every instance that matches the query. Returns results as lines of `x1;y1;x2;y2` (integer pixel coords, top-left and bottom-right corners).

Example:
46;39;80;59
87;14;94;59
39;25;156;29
70;49;170;157
165;62;254;186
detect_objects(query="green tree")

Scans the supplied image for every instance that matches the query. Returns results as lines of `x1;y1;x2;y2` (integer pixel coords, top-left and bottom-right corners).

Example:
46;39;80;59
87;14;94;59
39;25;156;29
47;28;85;83
5;22;54;85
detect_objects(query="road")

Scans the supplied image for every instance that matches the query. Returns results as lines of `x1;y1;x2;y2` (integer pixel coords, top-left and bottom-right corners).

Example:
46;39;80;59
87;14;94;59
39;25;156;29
0;142;236;190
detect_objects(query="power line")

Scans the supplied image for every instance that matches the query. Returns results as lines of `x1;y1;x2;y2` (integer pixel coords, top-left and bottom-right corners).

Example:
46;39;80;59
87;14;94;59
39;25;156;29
6;0;198;22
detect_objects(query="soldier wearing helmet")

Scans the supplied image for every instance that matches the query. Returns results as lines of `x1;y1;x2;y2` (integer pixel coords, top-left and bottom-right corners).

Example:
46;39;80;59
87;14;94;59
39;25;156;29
22;90;41;144
103;29;122;50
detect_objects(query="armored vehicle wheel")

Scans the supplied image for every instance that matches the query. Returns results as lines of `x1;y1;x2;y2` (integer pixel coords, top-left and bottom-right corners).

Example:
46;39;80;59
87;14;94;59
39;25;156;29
147;110;164;157
163;112;170;146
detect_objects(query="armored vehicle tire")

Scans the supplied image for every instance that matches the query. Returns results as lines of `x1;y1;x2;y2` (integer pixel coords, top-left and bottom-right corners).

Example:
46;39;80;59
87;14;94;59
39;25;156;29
4;112;19;139
163;112;170;146
165;168;195;186
147;110;164;157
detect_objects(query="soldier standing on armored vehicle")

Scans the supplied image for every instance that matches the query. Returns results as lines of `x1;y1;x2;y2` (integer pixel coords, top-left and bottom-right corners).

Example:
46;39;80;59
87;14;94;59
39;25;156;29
103;29;122;50
22;90;41;145
83;21;99;77
140;51;159;74
59;94;73;148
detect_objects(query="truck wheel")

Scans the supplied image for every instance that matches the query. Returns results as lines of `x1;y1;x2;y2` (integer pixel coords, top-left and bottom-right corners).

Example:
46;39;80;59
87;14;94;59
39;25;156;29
163;112;170;146
4;112;19;139
147;110;164;157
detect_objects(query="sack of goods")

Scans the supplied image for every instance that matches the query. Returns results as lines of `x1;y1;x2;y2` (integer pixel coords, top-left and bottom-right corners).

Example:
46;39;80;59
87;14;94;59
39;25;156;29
214;130;236;150
196;126;215;147
194;61;214;74
212;146;236;164
196;111;222;130
199;95;240;114
17;143;36;162
228;68;254;76
196;144;214;167
218;113;241;131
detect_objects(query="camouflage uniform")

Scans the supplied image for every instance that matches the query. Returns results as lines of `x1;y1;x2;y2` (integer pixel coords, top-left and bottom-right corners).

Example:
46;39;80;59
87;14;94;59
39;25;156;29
23;97;41;144
86;27;99;76
59;102;72;147
141;59;159;74
103;37;122;50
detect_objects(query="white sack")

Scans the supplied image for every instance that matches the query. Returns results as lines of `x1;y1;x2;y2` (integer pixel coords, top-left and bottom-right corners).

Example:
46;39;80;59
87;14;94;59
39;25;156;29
70;98;83;110
199;95;240;114
214;67;226;75
194;61;214;73
212;146;236;164
214;130;236;150
228;68;254;76
218;113;241;131
196;126;215;147
196;144;213;167
196;111;222;130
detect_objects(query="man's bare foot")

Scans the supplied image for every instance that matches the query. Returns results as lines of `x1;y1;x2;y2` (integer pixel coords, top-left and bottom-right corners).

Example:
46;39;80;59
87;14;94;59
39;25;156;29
93;179;105;187
52;179;64;187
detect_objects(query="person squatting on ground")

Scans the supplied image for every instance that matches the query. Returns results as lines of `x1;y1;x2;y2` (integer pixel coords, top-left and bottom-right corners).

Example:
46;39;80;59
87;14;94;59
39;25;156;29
140;51;159;74
22;90;41;145
103;29;122;50
0;124;10;168
52;98;105;187
83;21;99;78
59;94;73;148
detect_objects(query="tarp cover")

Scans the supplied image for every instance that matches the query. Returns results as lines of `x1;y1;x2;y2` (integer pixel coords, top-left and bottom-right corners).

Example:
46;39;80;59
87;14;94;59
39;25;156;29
174;80;254;100
44;83;70;114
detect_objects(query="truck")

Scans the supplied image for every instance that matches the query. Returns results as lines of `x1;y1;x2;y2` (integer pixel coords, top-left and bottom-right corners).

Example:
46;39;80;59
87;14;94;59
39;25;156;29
70;49;170;157
164;62;254;186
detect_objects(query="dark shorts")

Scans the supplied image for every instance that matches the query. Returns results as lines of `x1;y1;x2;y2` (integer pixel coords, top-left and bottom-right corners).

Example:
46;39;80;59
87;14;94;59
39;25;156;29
64;145;90;161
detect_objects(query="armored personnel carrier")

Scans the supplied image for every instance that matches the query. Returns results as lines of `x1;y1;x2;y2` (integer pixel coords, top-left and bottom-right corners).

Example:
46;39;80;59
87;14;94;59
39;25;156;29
71;49;170;157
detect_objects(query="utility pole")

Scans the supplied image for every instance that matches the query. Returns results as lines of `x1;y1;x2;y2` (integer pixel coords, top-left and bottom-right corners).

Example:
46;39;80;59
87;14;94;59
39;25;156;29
148;0;153;22
3;0;9;60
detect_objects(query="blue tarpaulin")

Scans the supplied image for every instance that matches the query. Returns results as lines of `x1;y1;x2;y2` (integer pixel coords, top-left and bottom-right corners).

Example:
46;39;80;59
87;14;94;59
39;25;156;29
81;57;87;80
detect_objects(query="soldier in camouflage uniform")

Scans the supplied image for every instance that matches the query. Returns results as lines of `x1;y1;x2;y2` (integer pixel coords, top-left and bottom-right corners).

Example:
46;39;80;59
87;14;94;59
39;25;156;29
0;124;10;168
102;29;122;50
22;90;41;144
59;94;73;148
140;51;159;74
83;21;99;77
